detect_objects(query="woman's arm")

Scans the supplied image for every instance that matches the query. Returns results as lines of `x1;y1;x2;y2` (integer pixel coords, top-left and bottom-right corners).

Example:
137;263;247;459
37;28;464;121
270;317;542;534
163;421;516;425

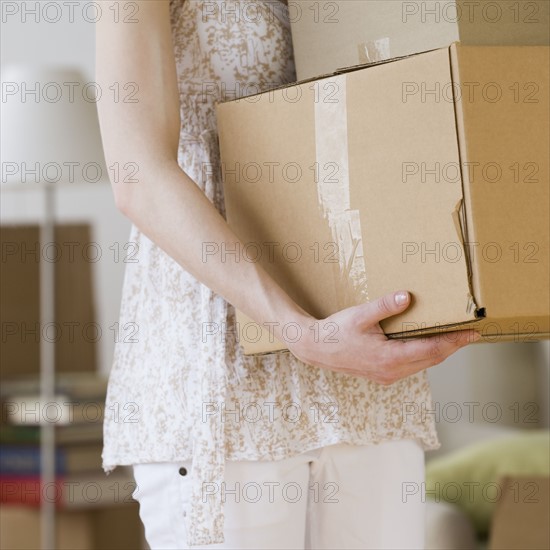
95;1;311;338
96;1;479;385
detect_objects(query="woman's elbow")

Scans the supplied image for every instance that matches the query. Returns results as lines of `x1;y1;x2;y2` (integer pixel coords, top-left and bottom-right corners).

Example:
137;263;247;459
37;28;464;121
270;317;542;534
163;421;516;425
111;179;137;220
110;161;166;220
104;152;142;218
105;148;179;219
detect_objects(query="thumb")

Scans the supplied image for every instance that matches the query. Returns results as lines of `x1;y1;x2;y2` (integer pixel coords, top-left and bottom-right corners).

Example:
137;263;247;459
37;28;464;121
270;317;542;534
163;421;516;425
359;290;411;328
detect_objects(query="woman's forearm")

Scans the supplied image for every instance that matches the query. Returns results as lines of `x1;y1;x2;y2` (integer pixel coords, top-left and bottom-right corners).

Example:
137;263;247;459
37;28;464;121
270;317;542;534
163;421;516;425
95;1;312;345
119;160;313;340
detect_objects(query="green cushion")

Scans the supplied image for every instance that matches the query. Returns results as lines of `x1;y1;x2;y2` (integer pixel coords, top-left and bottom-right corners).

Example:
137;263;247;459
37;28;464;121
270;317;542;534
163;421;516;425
425;430;550;535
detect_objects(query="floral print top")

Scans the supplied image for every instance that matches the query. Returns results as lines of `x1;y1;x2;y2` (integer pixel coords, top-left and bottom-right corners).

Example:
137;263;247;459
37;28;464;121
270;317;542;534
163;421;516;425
101;0;441;546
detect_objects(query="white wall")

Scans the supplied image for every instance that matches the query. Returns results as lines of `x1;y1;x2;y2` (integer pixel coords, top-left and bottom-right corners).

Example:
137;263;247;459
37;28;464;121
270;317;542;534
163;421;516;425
1;1;96;80
428;341;544;427
1;2;131;376
427;339;549;460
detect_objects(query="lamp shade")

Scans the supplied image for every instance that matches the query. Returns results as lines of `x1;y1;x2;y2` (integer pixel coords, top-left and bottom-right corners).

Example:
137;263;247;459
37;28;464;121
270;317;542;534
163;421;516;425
1;66;107;185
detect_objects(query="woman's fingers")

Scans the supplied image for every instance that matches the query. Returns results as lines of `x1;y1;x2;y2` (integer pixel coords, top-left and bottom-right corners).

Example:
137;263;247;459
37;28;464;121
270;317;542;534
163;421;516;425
386;329;480;365
347;290;412;329
363;330;478;385
374;331;477;384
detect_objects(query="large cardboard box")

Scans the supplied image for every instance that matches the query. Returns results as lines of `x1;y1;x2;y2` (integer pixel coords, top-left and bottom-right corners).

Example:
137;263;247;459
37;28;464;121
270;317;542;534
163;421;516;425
290;0;550;80
216;44;550;354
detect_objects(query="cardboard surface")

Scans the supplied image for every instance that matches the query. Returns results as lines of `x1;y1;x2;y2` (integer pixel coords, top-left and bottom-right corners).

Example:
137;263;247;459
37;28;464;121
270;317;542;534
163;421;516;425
217;44;549;354
290;0;550;80
451;45;550;340
0;504;144;550
0;506;93;550
0;225;97;378
489;476;550;550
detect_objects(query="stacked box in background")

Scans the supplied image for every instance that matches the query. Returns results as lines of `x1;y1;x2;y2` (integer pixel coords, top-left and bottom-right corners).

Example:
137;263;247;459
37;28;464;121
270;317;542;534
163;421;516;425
290;0;550;80
0;504;145;550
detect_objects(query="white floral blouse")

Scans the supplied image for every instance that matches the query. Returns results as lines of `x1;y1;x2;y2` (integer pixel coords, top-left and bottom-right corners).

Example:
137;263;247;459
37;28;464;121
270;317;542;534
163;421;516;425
101;0;441;546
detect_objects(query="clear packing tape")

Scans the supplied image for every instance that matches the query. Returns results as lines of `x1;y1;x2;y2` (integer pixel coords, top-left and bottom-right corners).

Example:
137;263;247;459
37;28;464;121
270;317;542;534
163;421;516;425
314;75;369;309
358;37;392;65
314;39;393;310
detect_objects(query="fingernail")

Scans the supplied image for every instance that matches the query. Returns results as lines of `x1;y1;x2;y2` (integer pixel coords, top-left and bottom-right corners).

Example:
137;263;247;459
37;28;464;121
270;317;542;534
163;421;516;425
395;291;409;306
473;332;482;342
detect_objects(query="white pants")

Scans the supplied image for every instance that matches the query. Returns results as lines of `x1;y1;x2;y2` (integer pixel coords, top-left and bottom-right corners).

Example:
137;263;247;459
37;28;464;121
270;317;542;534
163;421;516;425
132;440;426;550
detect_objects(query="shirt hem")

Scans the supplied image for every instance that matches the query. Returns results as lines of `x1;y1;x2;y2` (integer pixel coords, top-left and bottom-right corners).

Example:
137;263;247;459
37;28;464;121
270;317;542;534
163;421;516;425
102;430;441;474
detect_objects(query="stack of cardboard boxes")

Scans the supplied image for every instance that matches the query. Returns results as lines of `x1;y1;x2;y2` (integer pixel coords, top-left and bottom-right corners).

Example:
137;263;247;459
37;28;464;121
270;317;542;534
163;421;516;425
290;0;550;80
216;0;550;355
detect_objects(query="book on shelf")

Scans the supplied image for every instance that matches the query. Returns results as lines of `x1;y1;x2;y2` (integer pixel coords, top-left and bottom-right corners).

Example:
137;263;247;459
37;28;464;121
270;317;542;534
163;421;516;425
1;395;105;426
0;424;103;445
0;372;108;400
0;468;135;509
0;443;103;476
0;371;112;511
0;372;107;426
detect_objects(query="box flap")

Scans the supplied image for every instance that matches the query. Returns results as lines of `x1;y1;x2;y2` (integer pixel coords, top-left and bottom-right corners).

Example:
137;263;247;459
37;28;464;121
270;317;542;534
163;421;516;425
451;44;550;337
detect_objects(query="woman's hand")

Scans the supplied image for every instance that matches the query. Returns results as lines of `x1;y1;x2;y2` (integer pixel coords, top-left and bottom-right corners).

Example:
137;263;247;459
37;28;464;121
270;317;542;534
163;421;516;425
289;290;480;384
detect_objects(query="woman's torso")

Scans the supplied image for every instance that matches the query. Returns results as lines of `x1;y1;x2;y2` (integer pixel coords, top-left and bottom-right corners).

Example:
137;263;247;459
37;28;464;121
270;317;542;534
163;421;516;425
103;0;440;473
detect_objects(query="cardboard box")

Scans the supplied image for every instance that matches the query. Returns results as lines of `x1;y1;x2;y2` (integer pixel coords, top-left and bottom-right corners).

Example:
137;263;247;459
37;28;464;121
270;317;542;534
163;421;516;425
489;476;550;550
0;504;145;550
0;225;97;378
216;44;549;354
290;0;550;80
0;506;93;550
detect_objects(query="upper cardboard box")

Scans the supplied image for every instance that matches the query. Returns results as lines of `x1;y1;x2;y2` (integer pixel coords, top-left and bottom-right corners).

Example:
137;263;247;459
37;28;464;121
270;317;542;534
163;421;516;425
290;0;550;80
216;44;550;354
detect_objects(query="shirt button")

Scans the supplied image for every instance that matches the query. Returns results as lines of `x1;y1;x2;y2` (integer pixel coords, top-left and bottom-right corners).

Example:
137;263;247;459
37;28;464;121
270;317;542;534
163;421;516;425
179;467;188;476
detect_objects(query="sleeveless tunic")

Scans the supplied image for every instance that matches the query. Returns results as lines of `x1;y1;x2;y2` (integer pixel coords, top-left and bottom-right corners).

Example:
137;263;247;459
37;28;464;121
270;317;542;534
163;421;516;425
102;0;441;545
